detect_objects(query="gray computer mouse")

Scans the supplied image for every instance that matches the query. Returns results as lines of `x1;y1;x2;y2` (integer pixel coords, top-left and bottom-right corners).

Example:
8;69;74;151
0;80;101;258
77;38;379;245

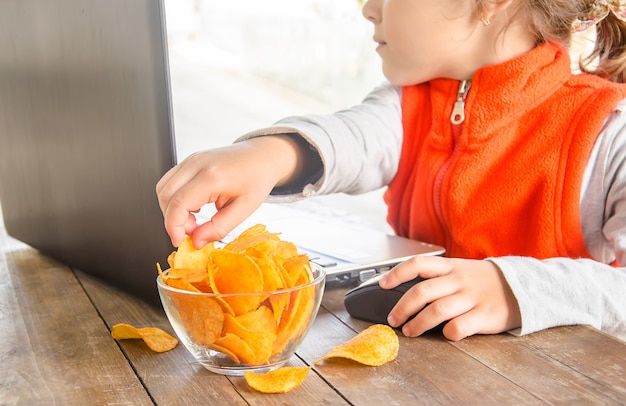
344;273;444;333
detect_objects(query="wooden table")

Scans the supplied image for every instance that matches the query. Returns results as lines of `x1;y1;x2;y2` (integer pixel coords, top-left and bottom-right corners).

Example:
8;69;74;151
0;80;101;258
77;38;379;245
3;226;626;406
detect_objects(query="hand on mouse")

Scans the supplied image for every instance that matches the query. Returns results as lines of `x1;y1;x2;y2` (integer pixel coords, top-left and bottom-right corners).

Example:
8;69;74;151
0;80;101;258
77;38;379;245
156;136;300;249
379;256;521;341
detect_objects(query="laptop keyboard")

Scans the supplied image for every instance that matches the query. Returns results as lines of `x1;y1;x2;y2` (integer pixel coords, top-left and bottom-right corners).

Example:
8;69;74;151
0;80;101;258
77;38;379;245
298;248;338;268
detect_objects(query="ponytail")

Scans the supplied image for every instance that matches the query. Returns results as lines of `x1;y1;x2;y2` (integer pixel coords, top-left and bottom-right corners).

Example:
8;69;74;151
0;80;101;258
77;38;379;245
579;13;626;83
499;0;626;83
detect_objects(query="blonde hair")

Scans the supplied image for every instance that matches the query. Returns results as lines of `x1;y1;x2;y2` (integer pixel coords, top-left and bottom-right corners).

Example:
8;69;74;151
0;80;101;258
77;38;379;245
583;14;626;83
475;0;626;83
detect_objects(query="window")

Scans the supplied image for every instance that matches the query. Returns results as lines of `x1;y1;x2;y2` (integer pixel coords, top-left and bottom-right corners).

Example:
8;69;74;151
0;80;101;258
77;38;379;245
165;0;391;233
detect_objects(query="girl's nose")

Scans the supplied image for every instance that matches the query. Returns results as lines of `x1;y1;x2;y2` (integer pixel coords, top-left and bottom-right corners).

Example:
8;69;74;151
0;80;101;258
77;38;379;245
362;0;381;24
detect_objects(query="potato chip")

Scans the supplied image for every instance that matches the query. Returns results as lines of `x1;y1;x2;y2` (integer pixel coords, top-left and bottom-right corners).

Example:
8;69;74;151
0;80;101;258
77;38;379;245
111;323;143;339
158;260;213;293
213;333;257;365
161;270;201;292
276;263;293;288
223;224;279;253
173;293;225;346
233;305;277;334
208;341;241;364
223;308;277;365
158;269;225;346
246;238;299;263
233;223;269;240
272;240;299;263
250;254;284;292
267;290;290;326
282;254;311;285
274;284;315;354
314;324;399;366
244;367;311;394
111;323;178;353
165;267;212;292
169;236;214;271
209;250;265;315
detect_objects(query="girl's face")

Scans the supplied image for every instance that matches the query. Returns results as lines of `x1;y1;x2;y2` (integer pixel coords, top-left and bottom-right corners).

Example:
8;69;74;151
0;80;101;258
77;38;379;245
362;0;534;85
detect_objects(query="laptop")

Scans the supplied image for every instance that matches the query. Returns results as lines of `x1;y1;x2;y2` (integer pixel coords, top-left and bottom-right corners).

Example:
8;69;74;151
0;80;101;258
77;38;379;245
196;202;445;285
0;0;175;306
0;0;444;307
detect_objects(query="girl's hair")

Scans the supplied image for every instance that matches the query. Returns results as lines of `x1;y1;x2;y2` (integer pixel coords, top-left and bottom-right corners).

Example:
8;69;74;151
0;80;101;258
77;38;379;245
476;0;626;83
584;13;626;83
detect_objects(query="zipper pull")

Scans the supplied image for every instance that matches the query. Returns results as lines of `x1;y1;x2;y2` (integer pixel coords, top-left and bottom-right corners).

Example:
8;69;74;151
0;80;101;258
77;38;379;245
450;80;471;125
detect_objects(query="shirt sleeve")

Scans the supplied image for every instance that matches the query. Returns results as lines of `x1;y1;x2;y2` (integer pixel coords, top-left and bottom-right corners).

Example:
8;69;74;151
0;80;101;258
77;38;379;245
489;100;626;341
489;256;626;340
236;81;403;201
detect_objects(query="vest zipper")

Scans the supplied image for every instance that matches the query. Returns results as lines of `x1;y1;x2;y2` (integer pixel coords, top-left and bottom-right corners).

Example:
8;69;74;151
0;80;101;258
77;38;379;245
450;80;471;125
434;80;471;252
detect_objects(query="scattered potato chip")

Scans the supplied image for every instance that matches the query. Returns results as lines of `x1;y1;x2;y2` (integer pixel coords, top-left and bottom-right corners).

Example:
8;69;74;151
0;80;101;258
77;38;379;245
244;366;311;394
314;324;399;366
111;323;178;353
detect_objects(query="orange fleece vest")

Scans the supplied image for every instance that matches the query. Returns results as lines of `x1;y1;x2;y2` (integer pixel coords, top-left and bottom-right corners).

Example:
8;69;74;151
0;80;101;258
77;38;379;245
385;42;626;259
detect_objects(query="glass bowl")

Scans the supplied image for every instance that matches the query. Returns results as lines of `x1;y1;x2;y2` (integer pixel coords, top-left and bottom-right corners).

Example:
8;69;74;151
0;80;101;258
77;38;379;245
157;264;325;375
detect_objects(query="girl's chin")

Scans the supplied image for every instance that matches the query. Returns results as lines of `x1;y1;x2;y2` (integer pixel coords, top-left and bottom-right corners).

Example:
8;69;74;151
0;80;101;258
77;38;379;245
381;63;435;87
381;68;418;87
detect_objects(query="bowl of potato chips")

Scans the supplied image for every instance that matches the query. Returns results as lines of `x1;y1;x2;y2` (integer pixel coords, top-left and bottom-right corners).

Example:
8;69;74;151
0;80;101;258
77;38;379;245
156;224;325;376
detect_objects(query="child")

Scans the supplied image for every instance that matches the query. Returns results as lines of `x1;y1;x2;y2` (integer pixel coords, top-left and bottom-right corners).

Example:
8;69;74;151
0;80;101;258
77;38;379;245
157;0;626;342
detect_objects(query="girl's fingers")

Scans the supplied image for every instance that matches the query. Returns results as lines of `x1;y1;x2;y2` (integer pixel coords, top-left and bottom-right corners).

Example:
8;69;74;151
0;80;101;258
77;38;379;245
162;203;205;247
441;311;489;341
156;157;195;214
189;195;264;249
386;273;458;328
379;255;455;289
400;293;474;338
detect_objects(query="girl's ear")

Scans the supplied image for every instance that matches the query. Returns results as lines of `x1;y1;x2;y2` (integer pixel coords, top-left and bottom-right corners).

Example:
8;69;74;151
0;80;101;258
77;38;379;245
480;0;516;25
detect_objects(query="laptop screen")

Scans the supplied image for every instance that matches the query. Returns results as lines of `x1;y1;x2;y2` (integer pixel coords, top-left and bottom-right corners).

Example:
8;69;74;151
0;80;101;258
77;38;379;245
0;0;176;306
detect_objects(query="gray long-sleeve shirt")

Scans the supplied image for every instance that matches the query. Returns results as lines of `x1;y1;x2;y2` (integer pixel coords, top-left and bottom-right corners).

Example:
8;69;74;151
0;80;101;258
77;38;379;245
240;82;626;341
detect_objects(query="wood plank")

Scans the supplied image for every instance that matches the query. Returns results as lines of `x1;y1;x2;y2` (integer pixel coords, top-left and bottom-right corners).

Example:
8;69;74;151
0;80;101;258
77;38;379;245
452;332;625;404
229;357;350;405
0;237;151;405
76;269;246;404
77;269;347;404
325;283;626;404
300;305;539;405
523;326;626;400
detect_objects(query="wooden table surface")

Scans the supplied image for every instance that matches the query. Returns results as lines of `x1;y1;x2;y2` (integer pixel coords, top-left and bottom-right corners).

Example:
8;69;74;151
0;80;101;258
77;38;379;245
3;226;626;406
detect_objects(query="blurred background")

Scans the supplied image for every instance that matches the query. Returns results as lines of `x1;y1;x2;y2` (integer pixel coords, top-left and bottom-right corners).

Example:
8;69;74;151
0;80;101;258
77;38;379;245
164;0;383;157
164;0;391;232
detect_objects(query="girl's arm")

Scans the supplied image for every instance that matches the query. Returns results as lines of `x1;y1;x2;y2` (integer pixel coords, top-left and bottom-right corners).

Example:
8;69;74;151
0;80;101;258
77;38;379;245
237;82;403;199
157;82;403;247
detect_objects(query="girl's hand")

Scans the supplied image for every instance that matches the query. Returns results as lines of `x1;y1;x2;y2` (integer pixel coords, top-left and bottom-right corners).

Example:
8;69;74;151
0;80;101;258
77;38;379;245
156;136;301;249
380;256;521;341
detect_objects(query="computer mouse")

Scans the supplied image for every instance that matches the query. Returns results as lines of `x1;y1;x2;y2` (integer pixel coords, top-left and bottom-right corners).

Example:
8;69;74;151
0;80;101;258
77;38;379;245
344;273;444;333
